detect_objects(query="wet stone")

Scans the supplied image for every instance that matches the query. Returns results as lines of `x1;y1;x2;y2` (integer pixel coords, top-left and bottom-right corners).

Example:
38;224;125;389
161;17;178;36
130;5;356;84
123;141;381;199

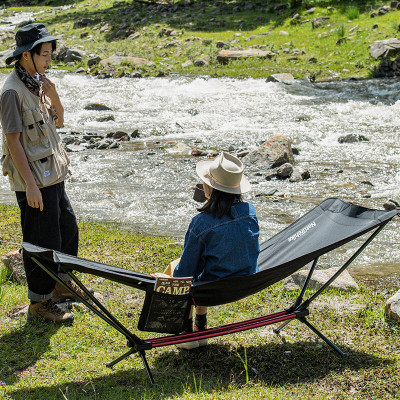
84;103;113;111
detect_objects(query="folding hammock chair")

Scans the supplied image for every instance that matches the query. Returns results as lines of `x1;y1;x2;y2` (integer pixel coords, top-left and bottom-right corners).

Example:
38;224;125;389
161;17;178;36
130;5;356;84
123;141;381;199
22;198;399;386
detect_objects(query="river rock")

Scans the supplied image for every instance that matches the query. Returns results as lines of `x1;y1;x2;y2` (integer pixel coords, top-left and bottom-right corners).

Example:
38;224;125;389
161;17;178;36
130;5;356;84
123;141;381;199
283;267;359;292
181;60;193;68
191;147;206;156
338;134;369;143
96;139;112;149
266;73;295;84
109;141;120;149
109;131;130;141
383;199;399;210
385;290;400;322
244;135;294;170
167;141;192;156
96;115;115;122
62;135;76;145
66;144;86;152
73;18;99;29
100;56;155;67
217;49;275;64
237;150;250;158
373;56;400;78
311;17;329;29
289;166;310;182
158;27;175;37
128;32;141;40
2;250;25;284
88;55;101;67
305;7;316;14
369;38;400;59
131;129;140;138
194;58;209;67
276;163;293;178
216;41;228;48
84;103;113;111
378;5;390;14
59;48;87;63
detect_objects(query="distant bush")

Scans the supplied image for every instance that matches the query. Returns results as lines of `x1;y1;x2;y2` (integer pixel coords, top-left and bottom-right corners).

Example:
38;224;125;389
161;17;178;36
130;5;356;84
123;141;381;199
346;6;360;20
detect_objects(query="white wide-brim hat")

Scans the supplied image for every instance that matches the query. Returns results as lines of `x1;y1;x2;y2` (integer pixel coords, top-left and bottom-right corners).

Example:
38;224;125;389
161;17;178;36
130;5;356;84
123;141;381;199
196;152;251;194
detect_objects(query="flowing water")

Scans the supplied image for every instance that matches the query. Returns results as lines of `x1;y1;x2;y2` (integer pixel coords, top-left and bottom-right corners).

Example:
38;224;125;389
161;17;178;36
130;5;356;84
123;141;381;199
1;70;399;281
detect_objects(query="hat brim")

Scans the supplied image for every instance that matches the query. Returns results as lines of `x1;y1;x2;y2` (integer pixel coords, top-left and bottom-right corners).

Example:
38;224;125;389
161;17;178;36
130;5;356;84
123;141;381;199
196;158;251;194
5;35;60;65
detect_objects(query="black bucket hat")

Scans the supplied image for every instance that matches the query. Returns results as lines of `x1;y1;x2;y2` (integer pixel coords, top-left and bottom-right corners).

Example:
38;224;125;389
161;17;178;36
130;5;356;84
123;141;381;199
6;23;60;65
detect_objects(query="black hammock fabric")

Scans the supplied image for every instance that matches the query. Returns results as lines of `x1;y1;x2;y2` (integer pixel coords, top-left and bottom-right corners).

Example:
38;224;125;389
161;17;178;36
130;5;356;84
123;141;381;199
22;198;399;307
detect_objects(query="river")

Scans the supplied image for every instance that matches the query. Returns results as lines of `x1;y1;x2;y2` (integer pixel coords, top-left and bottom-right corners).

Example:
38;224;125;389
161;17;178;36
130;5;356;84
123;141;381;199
0;70;399;281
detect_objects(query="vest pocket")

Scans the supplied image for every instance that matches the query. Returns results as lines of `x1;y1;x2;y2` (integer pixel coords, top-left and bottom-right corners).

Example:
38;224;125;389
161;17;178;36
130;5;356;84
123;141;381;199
29;153;70;187
22;108;52;162
22;109;39;143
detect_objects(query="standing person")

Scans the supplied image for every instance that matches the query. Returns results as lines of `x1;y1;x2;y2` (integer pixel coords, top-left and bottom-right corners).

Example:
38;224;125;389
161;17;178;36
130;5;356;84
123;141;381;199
156;152;260;349
1;23;84;322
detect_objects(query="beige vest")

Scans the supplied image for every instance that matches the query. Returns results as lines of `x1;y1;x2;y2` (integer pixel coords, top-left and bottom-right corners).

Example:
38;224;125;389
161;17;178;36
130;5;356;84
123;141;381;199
1;69;70;191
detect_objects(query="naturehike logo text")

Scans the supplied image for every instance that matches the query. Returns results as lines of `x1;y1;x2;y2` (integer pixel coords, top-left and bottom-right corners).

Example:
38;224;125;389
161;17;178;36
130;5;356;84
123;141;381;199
288;222;316;242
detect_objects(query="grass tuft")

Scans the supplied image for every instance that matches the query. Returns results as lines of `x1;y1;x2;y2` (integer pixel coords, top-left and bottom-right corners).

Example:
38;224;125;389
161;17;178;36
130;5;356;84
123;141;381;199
346;6;360;20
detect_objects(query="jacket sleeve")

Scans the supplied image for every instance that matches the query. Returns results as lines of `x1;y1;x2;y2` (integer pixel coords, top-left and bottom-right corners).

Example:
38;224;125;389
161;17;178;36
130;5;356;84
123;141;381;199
173;220;204;279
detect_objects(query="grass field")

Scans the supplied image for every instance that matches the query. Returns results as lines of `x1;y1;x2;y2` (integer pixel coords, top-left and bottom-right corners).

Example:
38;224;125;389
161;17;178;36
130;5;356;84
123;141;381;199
0;0;399;80
1;204;399;399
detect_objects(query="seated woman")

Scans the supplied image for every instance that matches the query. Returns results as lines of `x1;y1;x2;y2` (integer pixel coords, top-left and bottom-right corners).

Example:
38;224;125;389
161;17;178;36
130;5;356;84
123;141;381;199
157;152;260;349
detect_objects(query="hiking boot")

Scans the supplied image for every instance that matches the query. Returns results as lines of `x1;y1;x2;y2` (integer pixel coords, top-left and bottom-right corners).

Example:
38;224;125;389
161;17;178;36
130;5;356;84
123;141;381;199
52;281;93;302
27;300;74;323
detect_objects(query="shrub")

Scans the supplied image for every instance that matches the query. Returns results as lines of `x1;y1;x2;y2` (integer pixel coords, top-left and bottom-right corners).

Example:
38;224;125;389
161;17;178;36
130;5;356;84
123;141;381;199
346;6;360;20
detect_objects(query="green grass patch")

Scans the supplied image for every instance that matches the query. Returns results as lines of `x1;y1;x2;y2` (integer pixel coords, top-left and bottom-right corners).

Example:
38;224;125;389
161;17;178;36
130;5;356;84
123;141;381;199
0;203;399;399
0;1;399;80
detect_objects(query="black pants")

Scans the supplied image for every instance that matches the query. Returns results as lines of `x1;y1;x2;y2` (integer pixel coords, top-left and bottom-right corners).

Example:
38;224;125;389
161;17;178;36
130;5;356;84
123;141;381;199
16;181;79;301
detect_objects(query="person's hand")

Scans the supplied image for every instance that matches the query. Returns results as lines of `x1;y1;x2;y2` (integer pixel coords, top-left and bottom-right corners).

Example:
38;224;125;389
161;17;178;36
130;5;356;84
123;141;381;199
151;273;171;278
26;184;43;211
40;75;59;101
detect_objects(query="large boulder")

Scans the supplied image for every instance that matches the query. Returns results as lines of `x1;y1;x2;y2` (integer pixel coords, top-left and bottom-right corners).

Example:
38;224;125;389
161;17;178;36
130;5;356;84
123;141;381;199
385;290;400;322
369;38;400;59
373;56;400;78
243;135;294;170
55;46;88;63
283;267;359;292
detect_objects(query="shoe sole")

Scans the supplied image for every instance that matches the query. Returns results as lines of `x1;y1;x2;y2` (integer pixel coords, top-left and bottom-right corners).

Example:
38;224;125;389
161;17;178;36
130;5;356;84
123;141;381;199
175;340;200;350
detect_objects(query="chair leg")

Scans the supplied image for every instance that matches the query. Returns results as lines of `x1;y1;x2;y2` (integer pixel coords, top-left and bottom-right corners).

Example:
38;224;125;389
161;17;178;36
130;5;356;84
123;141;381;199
139;350;156;387
273;319;293;336
107;349;156;387
299;317;348;356
106;348;137;368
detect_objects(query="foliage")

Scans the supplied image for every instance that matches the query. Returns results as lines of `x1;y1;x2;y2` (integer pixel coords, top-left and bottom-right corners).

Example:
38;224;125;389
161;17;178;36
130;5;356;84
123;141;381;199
346;6;360;20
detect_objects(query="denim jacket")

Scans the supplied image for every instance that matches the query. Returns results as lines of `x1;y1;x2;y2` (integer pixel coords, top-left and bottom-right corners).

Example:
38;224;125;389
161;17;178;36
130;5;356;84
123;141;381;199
173;201;260;282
